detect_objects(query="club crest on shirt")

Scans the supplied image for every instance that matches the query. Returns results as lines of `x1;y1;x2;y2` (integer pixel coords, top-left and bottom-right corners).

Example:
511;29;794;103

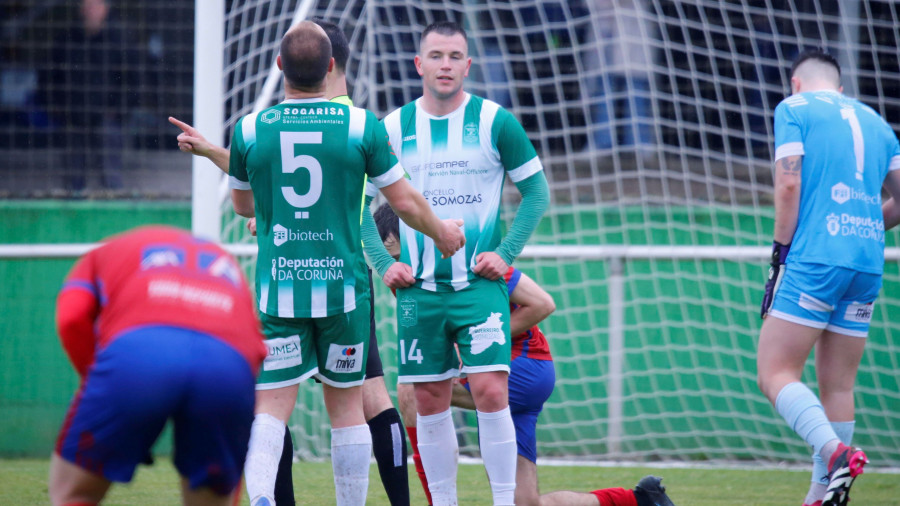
469;312;506;354
826;213;840;236
463;122;479;143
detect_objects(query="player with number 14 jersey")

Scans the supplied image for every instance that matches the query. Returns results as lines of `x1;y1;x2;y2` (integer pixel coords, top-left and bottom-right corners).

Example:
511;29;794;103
382;93;544;291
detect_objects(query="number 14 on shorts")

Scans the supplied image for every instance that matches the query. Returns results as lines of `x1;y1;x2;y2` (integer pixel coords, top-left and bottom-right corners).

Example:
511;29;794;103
400;338;424;364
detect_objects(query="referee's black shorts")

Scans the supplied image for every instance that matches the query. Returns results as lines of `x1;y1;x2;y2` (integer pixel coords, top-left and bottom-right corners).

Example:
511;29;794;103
365;268;384;379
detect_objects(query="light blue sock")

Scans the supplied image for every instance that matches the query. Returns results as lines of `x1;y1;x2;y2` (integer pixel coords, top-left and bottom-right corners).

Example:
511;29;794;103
811;421;855;485
774;382;839;455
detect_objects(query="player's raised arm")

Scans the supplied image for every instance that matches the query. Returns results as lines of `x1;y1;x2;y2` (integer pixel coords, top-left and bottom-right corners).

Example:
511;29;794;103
508;270;555;337
168;116;231;174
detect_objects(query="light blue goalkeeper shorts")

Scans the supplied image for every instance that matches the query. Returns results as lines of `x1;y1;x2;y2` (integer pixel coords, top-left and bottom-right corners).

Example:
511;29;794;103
769;261;881;337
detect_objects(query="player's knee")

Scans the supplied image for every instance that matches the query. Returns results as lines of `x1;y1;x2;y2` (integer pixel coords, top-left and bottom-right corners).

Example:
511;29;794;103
396;383;417;423
757;372;798;405
757;372;780;402
49;483;101;506
362;378;393;420
472;383;507;412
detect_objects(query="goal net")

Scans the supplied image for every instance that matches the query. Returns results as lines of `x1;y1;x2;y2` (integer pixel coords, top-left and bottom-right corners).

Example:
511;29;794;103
215;0;900;466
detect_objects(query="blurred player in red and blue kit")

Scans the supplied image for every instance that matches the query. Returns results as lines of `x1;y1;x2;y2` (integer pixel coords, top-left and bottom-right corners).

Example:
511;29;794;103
50;225;267;506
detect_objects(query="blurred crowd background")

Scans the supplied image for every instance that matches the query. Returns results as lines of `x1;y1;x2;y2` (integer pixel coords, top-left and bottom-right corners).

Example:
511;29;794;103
1;0;897;199
1;0;193;197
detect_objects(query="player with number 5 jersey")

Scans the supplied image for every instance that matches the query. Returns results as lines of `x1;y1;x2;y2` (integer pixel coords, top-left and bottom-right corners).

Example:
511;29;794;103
227;21;464;506
229;92;400;319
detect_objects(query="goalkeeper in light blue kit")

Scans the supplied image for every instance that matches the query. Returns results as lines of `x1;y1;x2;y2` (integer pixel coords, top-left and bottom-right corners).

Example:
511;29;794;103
756;49;900;506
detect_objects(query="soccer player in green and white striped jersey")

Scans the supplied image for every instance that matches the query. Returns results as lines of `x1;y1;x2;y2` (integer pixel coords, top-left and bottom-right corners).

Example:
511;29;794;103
364;21;550;506
187;22;465;506
170;20;417;504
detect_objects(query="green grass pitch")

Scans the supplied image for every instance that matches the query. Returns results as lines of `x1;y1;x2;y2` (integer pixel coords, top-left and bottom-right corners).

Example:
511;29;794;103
3;457;897;505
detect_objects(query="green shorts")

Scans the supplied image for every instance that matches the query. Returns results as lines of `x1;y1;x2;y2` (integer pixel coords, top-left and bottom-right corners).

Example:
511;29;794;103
396;278;511;383
257;302;370;389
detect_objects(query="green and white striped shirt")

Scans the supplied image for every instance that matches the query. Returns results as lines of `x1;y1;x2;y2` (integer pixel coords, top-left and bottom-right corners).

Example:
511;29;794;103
379;93;543;291
230;98;404;317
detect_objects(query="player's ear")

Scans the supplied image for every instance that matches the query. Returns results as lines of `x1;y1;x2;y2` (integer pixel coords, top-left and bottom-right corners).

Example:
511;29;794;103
464;57;472;78
414;55;424;77
789;76;801;95
328;57;335;74
276;54;283;71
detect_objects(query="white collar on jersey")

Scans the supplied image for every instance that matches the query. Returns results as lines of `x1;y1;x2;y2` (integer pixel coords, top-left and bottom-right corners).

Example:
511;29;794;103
282;98;331;104
415;93;472;119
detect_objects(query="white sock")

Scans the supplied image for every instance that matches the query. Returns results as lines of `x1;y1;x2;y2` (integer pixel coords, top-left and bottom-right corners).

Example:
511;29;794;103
774;382;839;456
245;413;284;506
811;420;855;490
417;409;459;506
331;424;372;506
477;407;517;506
803;483;828;505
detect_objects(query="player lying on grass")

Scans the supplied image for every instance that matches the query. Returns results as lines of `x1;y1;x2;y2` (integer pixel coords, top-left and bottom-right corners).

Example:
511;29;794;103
371;202;676;506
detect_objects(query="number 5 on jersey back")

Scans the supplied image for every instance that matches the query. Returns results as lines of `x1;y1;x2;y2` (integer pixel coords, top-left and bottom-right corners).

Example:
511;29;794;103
280;131;323;218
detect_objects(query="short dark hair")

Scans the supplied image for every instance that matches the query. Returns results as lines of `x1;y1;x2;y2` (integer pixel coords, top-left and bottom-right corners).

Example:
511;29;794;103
311;18;349;73
791;48;841;80
420;21;467;49
280;22;332;91
373;202;400;242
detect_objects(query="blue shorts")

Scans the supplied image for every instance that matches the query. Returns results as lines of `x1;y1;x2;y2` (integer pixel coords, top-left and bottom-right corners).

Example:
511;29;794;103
770;262;881;338
56;326;256;494
468;356;555;462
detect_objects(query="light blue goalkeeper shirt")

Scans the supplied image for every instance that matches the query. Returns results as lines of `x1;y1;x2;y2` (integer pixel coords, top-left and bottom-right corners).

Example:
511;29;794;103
774;90;900;274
